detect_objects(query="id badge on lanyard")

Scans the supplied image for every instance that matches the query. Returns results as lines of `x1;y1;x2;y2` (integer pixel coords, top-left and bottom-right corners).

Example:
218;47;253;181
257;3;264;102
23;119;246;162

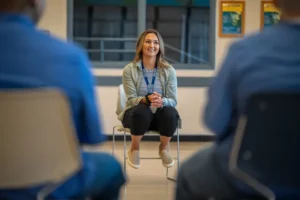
141;63;157;94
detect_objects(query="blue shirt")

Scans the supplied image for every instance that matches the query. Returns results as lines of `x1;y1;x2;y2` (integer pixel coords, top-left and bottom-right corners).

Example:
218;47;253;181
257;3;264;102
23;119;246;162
0;13;105;144
138;69;163;96
0;13;107;199
204;21;300;196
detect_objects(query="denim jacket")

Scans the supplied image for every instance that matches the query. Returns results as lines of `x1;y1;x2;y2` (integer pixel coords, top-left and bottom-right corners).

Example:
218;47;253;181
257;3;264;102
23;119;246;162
117;60;178;121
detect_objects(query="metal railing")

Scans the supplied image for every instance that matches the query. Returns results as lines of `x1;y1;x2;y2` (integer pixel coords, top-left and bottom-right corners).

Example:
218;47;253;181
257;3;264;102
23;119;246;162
164;43;207;64
75;37;135;63
74;37;207;64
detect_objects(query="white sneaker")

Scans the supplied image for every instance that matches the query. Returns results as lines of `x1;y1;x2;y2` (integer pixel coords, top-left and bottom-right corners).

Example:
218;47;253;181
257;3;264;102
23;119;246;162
159;150;174;168
127;150;140;169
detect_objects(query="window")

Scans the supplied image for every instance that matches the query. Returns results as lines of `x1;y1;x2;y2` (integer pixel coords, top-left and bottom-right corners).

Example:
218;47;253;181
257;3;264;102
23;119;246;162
72;0;212;67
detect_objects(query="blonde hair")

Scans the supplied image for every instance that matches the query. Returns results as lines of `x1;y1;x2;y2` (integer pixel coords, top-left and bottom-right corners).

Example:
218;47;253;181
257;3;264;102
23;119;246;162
133;29;171;68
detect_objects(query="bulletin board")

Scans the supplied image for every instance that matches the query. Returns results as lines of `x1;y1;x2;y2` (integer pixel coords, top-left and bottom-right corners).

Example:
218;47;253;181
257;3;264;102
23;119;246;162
260;1;281;29
219;0;245;38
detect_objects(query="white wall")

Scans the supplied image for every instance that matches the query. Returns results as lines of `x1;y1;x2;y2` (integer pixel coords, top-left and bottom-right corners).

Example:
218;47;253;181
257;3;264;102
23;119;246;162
38;0;67;39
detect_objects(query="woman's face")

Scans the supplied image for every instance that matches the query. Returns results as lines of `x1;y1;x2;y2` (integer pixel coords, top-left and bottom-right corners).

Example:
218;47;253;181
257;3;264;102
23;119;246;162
142;33;160;58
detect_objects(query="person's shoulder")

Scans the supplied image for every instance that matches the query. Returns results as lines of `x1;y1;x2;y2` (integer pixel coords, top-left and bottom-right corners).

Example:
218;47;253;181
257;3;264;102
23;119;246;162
66;40;89;58
226;34;257;54
123;61;137;72
223;26;284;79
162;62;176;75
224;26;286;74
166;64;175;71
36;30;87;59
124;61;135;68
230;26;280;52
36;33;93;79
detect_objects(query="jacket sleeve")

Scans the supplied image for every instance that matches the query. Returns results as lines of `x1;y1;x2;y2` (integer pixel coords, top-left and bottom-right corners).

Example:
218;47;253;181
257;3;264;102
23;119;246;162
163;66;178;107
122;64;143;106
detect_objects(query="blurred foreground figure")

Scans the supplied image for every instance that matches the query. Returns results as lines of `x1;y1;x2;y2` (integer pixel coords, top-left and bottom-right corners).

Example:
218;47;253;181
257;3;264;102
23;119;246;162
176;0;300;199
0;0;125;199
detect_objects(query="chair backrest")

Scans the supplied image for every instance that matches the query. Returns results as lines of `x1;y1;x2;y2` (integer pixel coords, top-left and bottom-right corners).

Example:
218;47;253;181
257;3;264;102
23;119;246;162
116;84;127;115
229;92;300;195
0;88;82;189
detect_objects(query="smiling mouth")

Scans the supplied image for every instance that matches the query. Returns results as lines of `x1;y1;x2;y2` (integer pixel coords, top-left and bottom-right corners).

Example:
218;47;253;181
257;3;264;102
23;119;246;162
147;49;156;52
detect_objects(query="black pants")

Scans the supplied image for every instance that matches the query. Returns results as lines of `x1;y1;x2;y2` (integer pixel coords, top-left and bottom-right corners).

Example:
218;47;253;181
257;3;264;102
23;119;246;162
122;104;179;137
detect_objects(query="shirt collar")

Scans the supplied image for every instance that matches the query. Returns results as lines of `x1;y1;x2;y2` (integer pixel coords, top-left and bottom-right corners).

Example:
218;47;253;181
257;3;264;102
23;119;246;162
0;12;34;27
135;60;160;71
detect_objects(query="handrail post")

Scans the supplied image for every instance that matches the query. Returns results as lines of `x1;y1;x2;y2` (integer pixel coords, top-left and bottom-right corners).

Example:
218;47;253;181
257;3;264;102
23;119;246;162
180;14;186;63
188;30;192;64
100;40;104;63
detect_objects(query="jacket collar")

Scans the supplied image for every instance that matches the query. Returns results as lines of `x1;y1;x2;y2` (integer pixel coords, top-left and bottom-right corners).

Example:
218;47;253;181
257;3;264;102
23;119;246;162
135;60;142;70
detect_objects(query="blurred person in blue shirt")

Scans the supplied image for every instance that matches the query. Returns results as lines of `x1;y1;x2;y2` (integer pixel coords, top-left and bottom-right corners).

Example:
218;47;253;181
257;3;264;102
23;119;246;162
176;0;300;199
0;0;125;199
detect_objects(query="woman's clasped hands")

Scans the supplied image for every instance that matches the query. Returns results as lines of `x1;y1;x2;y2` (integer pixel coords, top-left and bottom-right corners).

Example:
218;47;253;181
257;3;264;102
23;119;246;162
147;92;163;108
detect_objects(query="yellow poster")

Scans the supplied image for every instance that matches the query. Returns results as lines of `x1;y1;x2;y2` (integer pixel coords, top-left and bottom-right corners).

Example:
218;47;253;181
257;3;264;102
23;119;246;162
261;1;281;29
222;2;243;13
219;1;245;37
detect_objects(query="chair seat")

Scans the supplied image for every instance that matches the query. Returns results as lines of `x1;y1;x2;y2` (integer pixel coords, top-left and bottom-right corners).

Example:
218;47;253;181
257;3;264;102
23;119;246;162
115;125;131;133
115;125;160;135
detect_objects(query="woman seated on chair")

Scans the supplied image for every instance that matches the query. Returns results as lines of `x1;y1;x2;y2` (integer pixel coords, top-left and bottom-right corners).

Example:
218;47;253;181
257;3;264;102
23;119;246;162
118;29;179;169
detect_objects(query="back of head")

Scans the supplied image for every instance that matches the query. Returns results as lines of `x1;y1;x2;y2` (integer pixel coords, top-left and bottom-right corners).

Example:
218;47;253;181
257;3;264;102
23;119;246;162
0;0;46;24
275;0;300;18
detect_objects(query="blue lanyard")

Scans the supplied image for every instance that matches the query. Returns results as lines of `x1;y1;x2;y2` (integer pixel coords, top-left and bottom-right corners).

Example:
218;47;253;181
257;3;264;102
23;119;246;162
141;62;157;94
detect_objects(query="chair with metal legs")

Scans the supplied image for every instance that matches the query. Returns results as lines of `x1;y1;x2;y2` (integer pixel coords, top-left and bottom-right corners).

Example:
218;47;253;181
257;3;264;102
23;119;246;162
113;84;181;181
112;121;181;181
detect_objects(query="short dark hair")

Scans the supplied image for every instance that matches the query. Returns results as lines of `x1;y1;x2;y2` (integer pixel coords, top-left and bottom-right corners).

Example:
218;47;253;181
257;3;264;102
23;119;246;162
277;0;300;14
0;0;28;12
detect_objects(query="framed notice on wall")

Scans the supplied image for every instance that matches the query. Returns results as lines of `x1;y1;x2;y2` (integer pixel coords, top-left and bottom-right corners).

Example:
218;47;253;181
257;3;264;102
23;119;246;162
219;1;245;37
219;1;245;38
261;1;281;29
